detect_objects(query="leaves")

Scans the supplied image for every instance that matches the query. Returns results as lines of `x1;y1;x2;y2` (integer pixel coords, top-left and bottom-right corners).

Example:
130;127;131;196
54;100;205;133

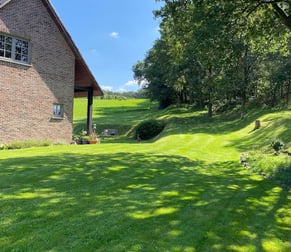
133;0;291;110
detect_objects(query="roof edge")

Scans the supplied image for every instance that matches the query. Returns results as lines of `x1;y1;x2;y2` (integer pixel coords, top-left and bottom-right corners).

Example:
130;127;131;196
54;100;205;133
41;0;103;96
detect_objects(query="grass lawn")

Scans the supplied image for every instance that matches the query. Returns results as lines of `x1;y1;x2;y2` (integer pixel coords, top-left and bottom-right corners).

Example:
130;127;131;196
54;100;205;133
0;99;290;251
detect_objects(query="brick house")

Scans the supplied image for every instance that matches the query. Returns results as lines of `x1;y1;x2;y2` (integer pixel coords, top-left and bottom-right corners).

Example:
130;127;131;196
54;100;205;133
0;0;103;144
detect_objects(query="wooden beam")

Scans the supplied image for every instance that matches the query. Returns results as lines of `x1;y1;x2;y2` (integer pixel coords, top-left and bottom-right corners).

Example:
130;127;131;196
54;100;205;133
86;87;93;135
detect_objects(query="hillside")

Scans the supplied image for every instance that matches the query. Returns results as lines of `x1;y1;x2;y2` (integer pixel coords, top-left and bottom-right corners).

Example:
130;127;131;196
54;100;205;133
74;98;290;149
74;98;291;186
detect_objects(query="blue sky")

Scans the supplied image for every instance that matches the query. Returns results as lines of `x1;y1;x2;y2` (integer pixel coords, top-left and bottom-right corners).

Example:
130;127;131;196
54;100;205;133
50;0;162;92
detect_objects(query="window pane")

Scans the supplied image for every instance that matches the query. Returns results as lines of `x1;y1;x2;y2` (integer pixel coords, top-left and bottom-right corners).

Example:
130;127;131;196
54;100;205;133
22;48;28;55
53;104;63;117
15;46;21;53
15;54;21;61
5;37;12;44
23;41;28;48
0;35;4;42
0;41;4;49
0;50;4;57
5;51;11;58
5;44;12;51
22;55;28;63
15;39;23;47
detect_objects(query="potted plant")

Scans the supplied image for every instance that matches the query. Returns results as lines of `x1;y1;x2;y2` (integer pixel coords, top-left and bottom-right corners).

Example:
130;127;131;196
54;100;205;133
79;130;89;144
88;130;99;144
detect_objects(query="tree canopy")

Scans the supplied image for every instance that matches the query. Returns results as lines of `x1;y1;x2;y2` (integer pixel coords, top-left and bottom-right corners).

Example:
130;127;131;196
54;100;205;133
133;0;290;114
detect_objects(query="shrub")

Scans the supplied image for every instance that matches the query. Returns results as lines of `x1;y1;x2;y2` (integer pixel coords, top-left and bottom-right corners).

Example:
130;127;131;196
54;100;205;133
271;139;285;153
135;119;165;140
5;140;52;150
246;151;291;188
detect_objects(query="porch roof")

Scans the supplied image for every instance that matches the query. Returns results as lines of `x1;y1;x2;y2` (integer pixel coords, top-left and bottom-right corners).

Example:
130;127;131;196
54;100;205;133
41;0;103;98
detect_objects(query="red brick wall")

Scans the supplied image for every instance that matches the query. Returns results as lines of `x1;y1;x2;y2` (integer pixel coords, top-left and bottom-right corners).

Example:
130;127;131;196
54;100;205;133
0;0;75;143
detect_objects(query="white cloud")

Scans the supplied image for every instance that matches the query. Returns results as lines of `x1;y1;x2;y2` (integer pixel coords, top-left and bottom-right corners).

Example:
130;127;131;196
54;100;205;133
124;80;139;87
124;79;148;87
100;85;113;91
109;32;120;39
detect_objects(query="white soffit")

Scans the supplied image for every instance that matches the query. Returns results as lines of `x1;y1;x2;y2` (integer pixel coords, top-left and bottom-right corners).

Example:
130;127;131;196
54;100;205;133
0;0;12;8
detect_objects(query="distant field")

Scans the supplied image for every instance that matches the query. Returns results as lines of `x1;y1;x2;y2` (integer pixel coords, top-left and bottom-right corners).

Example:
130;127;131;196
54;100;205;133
1;99;290;251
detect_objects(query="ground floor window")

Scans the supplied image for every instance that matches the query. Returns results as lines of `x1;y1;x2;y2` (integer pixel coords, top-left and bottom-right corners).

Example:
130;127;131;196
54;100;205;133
53;104;64;119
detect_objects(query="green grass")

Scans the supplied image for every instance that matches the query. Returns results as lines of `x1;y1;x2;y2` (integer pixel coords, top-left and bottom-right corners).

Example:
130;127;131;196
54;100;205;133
246;152;291;187
73;99;157;138
0;99;290;251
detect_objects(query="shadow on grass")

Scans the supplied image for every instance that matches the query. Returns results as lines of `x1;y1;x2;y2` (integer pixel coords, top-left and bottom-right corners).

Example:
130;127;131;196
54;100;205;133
229;117;291;152
162;107;274;136
1;151;290;251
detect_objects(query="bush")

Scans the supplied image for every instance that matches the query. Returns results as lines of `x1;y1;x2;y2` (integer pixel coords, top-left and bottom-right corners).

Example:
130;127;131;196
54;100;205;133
246;151;291;188
271;139;285;153
135;119;165;140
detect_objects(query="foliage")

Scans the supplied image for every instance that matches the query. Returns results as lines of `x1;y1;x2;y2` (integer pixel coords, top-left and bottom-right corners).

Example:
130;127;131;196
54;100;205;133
271;139;285;153
73;129;99;144
246;151;291;188
133;0;291;113
135;119;165;140
97;90;147;100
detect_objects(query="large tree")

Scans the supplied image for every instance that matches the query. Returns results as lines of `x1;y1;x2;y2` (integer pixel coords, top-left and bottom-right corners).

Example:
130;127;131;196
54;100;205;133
133;0;290;112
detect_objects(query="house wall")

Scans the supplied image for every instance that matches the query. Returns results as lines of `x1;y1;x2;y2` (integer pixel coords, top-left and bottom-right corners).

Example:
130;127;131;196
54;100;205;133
0;0;75;143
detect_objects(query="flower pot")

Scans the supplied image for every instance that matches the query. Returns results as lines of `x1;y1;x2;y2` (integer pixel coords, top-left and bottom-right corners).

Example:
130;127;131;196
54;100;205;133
88;139;97;144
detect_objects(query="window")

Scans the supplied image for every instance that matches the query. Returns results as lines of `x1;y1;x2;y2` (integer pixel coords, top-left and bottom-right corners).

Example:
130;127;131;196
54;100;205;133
53;104;64;119
0;34;30;64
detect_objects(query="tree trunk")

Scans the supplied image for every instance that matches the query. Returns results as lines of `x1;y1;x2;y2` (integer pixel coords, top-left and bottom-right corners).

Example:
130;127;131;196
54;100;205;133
208;94;213;117
242;44;250;106
286;78;290;106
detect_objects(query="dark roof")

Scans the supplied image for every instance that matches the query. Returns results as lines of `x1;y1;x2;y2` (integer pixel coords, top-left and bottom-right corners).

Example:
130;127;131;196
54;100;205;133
41;0;103;97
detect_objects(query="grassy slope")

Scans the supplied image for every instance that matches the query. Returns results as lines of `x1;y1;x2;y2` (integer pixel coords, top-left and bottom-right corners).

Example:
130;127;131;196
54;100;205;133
0;99;290;252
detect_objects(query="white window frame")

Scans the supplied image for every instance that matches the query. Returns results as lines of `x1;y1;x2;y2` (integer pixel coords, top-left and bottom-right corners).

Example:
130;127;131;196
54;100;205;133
0;33;30;64
53;104;64;119
0;0;13;9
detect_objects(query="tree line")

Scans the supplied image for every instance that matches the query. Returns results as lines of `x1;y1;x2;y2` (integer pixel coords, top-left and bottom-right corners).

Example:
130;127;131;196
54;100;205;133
133;0;291;115
97;90;147;100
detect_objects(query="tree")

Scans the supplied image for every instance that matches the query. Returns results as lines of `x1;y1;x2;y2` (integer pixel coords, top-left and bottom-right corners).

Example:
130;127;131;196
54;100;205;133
133;39;177;108
133;0;290;112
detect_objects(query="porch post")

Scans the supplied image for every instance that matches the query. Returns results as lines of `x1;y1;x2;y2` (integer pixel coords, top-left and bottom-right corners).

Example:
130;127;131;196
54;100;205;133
87;87;93;135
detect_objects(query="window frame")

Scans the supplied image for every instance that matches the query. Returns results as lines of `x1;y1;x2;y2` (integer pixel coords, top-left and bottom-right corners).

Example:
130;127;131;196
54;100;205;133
0;33;30;65
52;103;64;119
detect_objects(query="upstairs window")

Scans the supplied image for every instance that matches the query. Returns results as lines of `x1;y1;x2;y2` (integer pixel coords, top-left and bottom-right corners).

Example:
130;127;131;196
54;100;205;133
0;34;30;64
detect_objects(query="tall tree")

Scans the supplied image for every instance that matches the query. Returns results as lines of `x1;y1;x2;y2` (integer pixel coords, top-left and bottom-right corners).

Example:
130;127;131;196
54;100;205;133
133;0;291;111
